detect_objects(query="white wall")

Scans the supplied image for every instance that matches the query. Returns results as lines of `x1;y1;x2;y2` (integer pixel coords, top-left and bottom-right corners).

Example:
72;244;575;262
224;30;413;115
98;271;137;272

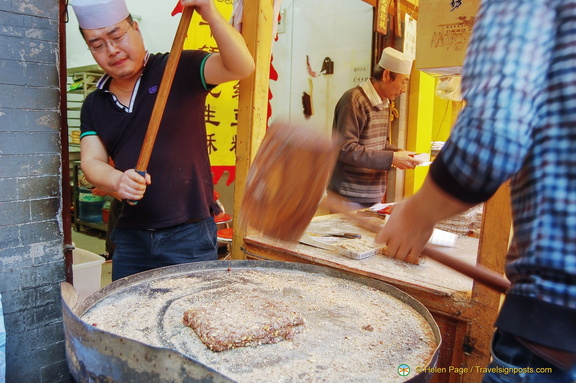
269;0;373;134
66;0;180;69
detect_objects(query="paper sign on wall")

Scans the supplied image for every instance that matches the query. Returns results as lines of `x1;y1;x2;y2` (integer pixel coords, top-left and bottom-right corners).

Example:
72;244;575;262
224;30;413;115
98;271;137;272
403;14;416;60
416;0;480;76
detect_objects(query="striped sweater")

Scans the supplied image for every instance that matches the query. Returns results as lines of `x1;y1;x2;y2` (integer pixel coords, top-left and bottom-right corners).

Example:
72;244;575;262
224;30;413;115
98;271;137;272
329;80;398;204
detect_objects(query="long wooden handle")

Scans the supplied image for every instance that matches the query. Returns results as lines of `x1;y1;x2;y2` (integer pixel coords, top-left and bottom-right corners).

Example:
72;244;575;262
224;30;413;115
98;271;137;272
323;196;510;294
134;7;194;173
420;246;510;293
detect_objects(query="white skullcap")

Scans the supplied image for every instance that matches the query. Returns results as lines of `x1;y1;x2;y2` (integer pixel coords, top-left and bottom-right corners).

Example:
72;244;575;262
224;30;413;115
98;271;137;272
378;47;413;75
71;0;130;29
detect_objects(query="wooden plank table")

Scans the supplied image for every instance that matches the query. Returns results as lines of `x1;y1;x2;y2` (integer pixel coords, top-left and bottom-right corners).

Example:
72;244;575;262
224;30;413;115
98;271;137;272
242;213;494;383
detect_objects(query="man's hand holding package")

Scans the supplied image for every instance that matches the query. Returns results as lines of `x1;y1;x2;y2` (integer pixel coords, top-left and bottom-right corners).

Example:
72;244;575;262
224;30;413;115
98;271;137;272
392;150;421;170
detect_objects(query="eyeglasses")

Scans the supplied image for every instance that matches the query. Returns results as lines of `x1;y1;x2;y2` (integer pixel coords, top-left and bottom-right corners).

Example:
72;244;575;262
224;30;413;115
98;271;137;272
87;22;133;53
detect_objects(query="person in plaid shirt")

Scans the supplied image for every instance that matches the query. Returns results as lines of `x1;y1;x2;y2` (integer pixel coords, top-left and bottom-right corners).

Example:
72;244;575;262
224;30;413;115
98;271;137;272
377;1;576;381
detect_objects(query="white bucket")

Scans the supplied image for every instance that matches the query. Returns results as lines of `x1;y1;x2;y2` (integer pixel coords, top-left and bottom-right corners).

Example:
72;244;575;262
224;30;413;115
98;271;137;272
72;249;105;301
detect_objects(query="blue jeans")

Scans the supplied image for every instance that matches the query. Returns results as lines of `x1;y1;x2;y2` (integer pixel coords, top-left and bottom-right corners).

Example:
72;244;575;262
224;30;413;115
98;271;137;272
482;331;576;383
110;217;218;281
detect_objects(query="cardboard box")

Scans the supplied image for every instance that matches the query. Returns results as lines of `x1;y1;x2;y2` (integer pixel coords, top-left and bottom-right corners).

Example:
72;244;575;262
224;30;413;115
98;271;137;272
416;0;480;76
72;248;104;301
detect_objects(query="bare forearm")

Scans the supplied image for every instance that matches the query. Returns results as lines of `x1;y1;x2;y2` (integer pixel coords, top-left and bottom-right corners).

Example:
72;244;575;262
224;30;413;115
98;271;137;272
376;177;475;263
207;12;254;78
81;158;123;194
408;177;475;224
185;0;254;82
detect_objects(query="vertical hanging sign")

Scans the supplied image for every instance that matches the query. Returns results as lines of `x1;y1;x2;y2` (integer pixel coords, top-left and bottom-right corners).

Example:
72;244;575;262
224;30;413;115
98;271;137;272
376;0;392;35
183;1;237;186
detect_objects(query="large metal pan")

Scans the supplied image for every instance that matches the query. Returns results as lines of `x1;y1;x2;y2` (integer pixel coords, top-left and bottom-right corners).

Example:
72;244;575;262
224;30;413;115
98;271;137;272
61;260;441;382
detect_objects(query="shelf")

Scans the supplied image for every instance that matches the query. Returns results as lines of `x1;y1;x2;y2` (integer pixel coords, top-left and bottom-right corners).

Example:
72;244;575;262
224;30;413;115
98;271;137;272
75;220;107;234
67;68;104;147
72;161;107;234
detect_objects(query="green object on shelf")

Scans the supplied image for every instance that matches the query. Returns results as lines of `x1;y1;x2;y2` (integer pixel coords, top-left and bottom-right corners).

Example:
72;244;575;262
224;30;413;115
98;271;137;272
69;80;83;92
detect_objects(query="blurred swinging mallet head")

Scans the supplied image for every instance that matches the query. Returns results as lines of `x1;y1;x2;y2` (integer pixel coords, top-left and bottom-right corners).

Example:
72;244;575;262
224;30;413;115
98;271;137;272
239;121;339;243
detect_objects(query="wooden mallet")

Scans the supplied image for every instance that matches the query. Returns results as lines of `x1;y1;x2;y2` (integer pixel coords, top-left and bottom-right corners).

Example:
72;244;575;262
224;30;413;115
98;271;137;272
129;7;194;203
239;120;339;242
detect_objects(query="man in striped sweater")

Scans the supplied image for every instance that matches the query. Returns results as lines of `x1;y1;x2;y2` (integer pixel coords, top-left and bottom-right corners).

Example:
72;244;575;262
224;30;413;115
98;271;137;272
328;47;421;209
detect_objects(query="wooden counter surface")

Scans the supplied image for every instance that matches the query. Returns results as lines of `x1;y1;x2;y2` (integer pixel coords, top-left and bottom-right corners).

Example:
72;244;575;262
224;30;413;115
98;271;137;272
242;213;495;383
243;214;480;317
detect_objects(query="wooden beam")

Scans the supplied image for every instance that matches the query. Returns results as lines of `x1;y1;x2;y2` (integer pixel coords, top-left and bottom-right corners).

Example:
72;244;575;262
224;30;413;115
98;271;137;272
363;0;418;18
232;0;274;259
464;182;512;381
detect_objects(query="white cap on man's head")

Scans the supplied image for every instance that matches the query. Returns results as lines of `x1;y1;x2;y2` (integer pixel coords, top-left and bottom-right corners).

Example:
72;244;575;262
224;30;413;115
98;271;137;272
71;0;130;29
378;47;413;75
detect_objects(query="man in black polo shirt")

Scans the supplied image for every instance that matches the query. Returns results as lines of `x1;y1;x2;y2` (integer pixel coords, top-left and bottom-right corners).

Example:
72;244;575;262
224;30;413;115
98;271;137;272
71;0;254;280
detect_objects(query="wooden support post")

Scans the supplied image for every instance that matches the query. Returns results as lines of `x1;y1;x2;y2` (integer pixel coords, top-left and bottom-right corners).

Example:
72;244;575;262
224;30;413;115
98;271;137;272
232;0;274;259
463;182;512;381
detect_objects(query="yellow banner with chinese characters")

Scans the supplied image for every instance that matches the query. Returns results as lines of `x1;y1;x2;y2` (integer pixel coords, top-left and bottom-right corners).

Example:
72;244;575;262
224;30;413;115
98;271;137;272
182;1;237;186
